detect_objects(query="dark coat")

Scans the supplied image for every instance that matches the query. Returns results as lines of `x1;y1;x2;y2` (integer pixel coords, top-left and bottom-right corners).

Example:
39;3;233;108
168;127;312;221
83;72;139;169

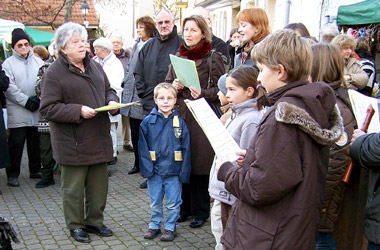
134;26;182;117
211;35;229;68
0;65;10;169
40;52;119;166
165;50;225;175
319;82;357;232
138;108;191;183
350;132;380;245
217;81;343;250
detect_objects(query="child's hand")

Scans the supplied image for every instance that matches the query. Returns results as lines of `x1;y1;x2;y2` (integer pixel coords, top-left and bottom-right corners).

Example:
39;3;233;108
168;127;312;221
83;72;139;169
235;149;246;166
189;87;201;99
173;79;184;90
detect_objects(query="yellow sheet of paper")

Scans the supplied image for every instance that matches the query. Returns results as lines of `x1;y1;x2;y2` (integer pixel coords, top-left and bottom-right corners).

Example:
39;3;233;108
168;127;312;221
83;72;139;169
185;98;241;162
169;54;201;91
94;102;141;112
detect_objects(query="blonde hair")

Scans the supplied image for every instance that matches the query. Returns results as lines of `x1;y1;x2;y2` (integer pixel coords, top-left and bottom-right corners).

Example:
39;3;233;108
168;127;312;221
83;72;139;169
251;29;312;83
331;34;356;50
311;43;347;87
154;83;178;98
236;8;270;44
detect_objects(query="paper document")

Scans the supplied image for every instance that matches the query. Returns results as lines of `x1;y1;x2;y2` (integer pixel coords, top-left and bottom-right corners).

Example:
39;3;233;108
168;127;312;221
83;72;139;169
185;98;241;162
348;89;380;133
169;54;201;91
95;102;141;112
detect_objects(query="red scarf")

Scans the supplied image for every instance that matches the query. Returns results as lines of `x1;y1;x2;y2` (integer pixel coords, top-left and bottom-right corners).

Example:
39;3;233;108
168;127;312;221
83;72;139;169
179;40;212;61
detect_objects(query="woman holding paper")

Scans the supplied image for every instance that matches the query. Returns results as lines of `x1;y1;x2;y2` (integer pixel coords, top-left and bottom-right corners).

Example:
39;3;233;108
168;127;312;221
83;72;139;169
40;22;118;243
166;14;225;228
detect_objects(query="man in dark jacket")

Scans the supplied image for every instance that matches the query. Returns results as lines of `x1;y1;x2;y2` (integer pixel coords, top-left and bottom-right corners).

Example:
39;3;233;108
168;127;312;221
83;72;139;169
350;130;380;249
193;7;229;69
134;10;182;117
0;65;10;194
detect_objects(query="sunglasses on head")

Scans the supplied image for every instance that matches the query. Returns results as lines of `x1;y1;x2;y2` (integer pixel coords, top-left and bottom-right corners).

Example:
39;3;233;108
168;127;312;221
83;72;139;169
17;42;29;49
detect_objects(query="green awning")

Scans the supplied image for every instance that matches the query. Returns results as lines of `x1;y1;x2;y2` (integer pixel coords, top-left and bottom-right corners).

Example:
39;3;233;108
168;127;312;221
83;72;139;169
337;0;380;25
25;27;54;47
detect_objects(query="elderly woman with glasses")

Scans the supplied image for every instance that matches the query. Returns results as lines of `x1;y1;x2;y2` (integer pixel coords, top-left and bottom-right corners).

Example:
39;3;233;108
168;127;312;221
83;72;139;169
40;22;119;243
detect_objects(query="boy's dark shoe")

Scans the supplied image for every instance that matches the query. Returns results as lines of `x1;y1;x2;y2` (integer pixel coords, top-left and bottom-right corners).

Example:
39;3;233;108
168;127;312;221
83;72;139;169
70;228;91;243
35;178;55;188
189;218;205;228
140;180;147;189
160;229;177;241
7;178;19;187
85;225;113;237
128;166;139;175
144;228;161;239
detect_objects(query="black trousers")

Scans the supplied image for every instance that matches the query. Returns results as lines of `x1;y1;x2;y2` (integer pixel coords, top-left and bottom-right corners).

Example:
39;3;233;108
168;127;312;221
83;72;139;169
6;127;41;178
181;174;210;221
130;117;142;169
39;133;55;179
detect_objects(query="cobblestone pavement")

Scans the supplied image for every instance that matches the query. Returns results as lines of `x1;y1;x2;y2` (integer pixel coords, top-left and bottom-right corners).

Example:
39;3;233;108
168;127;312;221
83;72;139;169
0;147;216;250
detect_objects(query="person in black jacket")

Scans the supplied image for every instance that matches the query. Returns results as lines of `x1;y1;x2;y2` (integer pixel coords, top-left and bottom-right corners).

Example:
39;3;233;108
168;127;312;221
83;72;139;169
350;130;380;250
0;64;10;194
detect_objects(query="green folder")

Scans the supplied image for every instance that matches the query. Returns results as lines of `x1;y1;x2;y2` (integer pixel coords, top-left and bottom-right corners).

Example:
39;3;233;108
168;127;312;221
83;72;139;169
169;54;201;91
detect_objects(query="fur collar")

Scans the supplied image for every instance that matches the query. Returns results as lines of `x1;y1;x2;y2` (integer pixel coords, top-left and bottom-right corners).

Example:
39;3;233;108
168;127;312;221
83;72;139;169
275;102;343;145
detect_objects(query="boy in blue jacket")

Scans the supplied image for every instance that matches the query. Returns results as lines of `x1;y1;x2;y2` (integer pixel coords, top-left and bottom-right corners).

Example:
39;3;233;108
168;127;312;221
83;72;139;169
138;83;191;241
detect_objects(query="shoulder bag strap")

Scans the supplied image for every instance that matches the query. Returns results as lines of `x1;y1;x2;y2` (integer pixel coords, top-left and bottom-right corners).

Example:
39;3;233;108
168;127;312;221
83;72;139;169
207;50;215;89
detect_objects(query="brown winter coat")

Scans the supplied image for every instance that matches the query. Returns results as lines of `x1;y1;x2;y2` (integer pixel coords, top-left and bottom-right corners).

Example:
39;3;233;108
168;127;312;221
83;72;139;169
217;81;343;250
40;52;119;166
165;50;225;175
319;81;357;232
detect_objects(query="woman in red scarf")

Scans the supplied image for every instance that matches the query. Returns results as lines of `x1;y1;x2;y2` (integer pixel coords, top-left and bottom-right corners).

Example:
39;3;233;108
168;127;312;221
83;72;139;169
166;14;225;228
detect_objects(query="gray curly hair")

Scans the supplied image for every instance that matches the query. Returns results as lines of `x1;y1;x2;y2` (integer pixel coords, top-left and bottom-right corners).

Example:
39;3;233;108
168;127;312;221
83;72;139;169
54;22;87;51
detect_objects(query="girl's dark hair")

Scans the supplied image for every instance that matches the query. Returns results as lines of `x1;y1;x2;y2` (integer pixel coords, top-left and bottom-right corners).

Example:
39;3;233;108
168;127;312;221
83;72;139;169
229;28;239;39
136;16;156;38
227;65;263;110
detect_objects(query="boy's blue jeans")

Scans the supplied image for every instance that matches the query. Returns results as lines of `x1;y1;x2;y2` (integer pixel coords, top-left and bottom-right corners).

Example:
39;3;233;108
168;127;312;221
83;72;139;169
147;174;182;231
315;232;337;250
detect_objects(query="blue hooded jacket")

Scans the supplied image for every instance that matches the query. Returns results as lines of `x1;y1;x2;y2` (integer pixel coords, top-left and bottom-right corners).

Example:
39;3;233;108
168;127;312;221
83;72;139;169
138;108;191;183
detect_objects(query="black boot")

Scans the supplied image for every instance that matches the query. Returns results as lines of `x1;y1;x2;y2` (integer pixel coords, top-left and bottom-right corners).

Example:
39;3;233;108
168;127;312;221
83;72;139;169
128;165;139;175
35;177;55;188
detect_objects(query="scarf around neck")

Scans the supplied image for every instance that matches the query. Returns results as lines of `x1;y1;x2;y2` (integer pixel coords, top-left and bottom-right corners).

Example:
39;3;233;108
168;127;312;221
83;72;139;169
179;39;212;61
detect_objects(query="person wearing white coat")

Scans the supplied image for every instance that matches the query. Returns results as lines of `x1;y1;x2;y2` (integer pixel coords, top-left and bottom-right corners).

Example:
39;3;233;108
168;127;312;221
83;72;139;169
93;38;124;165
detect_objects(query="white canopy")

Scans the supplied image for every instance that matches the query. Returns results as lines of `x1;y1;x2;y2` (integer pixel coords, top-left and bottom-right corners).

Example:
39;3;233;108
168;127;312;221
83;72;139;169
0;18;25;43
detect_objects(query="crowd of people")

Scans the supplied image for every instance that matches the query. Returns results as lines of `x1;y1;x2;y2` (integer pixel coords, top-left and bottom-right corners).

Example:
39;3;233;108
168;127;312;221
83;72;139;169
0;5;380;250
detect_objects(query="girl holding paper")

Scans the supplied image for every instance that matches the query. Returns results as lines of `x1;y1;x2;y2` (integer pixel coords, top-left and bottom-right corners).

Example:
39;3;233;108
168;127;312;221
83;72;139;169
166;14;225;229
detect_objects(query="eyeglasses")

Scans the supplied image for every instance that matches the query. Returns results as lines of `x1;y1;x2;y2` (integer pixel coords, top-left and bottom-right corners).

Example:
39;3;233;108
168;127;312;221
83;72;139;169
157;20;171;26
17;42;29;49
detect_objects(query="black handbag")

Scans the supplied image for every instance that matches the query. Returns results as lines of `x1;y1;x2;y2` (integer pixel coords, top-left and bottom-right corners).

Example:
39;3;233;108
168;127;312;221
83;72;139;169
206;50;224;118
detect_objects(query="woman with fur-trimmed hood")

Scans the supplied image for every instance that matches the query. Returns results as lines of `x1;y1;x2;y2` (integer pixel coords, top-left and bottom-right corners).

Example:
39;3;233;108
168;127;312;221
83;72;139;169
216;30;343;249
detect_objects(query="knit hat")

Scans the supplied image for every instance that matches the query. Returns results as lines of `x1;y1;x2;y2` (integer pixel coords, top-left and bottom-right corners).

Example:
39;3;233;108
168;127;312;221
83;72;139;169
217;73;228;95
12;28;30;49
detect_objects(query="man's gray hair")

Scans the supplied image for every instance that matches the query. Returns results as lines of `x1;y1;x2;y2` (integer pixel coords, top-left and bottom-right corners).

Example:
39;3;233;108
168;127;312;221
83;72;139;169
193;7;211;23
54;22;87;51
93;37;112;52
156;9;175;20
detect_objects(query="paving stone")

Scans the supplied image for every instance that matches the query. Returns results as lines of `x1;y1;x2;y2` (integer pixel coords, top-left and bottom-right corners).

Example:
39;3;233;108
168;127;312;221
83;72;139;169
0;144;215;250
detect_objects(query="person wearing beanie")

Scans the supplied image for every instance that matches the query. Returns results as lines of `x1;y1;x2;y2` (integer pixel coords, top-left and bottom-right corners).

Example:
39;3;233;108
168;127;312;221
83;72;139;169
2;28;44;187
216;73;232;125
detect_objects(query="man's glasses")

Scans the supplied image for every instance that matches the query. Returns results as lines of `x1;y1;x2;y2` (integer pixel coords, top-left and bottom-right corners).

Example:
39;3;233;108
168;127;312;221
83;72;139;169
16;42;29;49
157;20;171;26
